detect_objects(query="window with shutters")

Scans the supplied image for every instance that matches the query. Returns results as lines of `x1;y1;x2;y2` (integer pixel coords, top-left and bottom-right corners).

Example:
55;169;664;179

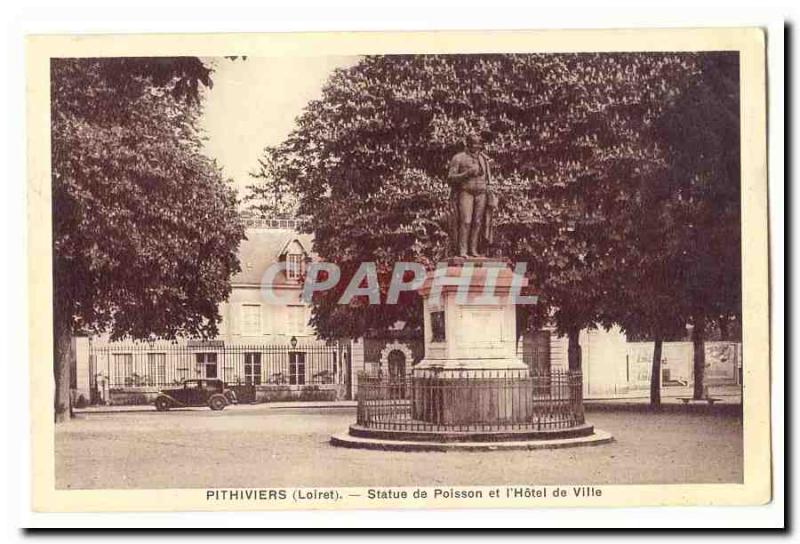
195;352;218;379
113;353;134;387
147;353;167;386
241;304;261;336
288;305;307;335
289;351;306;385
244;352;262;385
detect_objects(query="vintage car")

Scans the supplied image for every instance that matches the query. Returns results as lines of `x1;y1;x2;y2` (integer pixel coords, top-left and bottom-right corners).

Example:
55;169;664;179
154;379;238;411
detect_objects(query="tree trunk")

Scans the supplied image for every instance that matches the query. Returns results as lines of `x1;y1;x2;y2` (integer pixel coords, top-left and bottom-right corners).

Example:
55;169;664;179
54;318;73;423
692;315;706;400
567;327;582;372
650;335;663;406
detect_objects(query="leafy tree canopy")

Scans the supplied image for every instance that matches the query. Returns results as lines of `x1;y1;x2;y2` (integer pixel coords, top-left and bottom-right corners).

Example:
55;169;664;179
52;57;245;341
252;53;703;339
653;52;741;330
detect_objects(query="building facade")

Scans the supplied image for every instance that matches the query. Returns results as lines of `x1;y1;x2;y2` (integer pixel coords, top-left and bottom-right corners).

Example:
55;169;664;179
74;222;352;406
71;219;742;406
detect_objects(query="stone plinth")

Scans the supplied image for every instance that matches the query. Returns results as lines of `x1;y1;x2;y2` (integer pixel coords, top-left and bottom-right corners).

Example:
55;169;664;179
412;258;531;425
330;427;614;452
415;258;530;374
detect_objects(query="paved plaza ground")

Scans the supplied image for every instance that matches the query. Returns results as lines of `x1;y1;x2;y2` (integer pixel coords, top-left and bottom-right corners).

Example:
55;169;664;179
55;405;742;490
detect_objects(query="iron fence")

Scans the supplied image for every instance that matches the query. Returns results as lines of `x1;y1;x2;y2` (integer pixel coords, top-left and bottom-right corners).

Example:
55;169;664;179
356;369;584;432
89;342;347;392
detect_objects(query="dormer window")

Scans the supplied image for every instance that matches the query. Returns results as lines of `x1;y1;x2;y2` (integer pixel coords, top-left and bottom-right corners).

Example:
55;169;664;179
286;252;303;281
279;238;308;282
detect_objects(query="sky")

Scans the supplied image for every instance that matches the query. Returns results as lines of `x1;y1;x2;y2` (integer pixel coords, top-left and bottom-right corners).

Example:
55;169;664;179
199;56;360;197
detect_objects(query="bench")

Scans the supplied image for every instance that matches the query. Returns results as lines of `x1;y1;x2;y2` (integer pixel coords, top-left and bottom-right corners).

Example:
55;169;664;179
677;397;723;405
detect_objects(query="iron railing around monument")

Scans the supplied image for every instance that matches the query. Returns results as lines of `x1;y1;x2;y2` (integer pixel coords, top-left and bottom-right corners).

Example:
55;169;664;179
356;369;584;432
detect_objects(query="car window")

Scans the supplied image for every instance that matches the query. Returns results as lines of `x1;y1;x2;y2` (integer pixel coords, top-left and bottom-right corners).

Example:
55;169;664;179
185;382;199;389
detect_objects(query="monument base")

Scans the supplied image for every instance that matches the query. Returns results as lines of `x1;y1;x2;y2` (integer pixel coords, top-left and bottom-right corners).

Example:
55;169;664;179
331;259;612;451
330;427;614;452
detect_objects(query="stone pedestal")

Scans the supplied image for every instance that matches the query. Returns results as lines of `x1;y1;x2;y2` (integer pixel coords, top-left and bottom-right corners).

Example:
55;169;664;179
415;258;528;372
413;258;530;425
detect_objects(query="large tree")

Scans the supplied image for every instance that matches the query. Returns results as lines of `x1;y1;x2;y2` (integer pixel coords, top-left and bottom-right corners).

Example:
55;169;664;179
600;52;740;403
651;52;741;399
51;58;245;422
605;177;691;405
251;54;699;365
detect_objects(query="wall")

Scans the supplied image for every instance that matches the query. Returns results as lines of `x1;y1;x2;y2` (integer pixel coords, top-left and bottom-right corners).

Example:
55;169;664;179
82;340;353;405
543;326;629;397
626;341;742;390
580;326;630;397
550;327;742;399
544;327;741;398
253;383;345;403
105;383;347;405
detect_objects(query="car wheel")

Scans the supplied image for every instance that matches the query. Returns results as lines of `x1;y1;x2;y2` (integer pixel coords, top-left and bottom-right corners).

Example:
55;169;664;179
209;394;227;411
155;397;171;411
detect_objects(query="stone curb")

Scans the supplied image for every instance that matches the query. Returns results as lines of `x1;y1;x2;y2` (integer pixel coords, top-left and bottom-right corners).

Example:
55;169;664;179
347;422;596;442
330;429;614;452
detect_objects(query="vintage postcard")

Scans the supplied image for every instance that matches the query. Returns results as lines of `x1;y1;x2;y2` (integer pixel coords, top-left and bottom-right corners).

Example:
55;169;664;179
27;28;770;514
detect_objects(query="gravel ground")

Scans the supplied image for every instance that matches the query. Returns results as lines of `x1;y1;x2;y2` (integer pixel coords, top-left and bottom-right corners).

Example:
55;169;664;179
55;407;742;489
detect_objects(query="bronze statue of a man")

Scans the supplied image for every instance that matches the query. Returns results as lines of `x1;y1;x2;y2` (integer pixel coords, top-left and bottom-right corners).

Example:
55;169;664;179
447;133;496;257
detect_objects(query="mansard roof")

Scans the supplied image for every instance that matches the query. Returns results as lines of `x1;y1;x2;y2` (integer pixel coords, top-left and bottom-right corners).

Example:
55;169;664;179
231;227;314;285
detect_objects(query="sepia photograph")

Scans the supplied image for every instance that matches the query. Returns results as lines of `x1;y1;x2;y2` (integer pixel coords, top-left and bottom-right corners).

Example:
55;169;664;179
25;28;771;514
